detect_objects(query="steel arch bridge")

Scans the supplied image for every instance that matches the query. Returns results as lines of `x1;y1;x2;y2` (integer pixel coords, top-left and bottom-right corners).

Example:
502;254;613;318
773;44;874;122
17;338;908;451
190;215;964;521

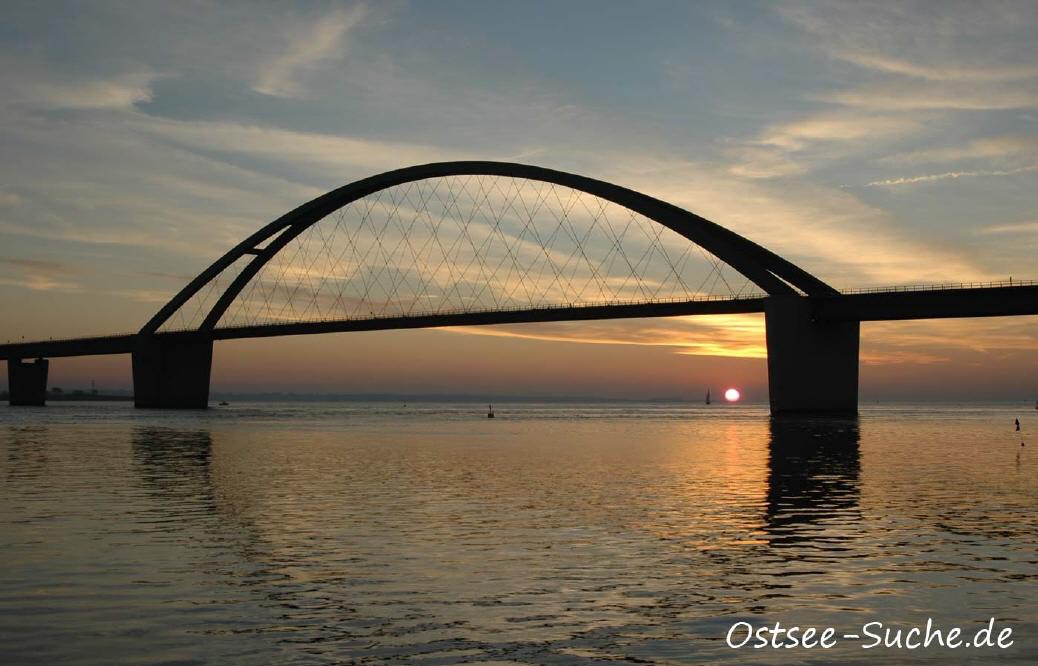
4;161;1038;412
143;161;835;338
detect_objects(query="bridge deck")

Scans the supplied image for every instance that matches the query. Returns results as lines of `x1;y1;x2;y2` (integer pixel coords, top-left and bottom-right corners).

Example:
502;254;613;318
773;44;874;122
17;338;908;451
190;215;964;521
0;297;767;360
815;284;1038;322
0;334;139;361
2;284;1035;361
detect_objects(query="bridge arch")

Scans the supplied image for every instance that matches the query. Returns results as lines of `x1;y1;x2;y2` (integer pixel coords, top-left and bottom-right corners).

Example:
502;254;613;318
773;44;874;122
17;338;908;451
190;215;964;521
141;161;835;334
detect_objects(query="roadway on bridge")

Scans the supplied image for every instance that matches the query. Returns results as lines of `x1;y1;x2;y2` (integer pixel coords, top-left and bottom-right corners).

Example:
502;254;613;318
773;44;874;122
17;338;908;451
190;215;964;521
2;282;1037;361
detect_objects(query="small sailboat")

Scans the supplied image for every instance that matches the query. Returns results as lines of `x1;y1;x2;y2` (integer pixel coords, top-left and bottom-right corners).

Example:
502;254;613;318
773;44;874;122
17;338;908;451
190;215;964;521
219;400;229;406
705;389;711;405
487;403;495;419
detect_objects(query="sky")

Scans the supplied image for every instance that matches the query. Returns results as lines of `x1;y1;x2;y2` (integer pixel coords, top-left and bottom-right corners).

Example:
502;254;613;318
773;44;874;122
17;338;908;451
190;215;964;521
1;0;1037;400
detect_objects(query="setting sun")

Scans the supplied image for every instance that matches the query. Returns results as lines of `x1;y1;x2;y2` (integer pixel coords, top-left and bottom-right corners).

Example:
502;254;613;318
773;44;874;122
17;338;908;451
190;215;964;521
724;388;741;402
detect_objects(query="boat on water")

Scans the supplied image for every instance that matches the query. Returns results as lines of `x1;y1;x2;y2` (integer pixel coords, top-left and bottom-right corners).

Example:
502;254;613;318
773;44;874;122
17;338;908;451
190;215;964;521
487;403;495;418
705;389;711;405
219;400;229;406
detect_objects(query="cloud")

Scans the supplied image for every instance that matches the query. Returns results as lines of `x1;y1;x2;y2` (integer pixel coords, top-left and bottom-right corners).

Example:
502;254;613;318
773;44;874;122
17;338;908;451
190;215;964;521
778;1;1038;84
3;68;160;111
977;220;1038;235
818;82;1038;111
129;114;479;173
866;165;1038;187
444;313;767;359
881;135;1038;165
0;257;77;274
598;157;994;287
777;2;1038;114
0;256;82;293
729;112;923;179
0;276;81;292
831;53;1038;83
723;0;1038;216
756;114;921;151
108;288;176;303
727;146;806;179
254;4;368;98
0;190;21;206
0;217;211;254
0;109;336;259
859;348;946;365
864;318;1038;357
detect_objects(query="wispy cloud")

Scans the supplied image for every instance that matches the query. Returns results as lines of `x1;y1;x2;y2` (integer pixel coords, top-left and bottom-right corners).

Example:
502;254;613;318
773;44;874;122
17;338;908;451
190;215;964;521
778;1;1038;84
2;67;160;111
865;318;1038;357
866;165;1038;187
729;112;922;179
254;4;368;98
977;220;1038;235
832;52;1038;83
130;114;479;173
777;2;1038;117
0;257;77;274
0;256;82;293
0;190;22;206
108;288;176;303
0;275;82;292
881;135;1038;165
0;218;209;253
860;349;946;365
818;82;1038;112
445;314;767;359
603;158;994;287
756;114;921;151
0;253;81;293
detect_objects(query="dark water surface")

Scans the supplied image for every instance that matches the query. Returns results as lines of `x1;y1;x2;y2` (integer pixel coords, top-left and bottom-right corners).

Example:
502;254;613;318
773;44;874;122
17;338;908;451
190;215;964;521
1;402;1035;664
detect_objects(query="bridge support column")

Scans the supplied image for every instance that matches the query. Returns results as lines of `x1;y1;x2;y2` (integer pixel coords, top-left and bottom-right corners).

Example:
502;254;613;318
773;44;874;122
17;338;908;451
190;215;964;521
132;335;212;408
765;296;859;415
7;358;49;406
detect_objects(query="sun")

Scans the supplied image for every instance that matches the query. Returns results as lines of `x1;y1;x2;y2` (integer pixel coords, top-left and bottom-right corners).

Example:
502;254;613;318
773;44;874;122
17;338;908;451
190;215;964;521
724;388;741;402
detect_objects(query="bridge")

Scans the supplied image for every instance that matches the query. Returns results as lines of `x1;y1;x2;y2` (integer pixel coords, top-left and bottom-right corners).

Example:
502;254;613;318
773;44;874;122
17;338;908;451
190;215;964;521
2;161;1036;413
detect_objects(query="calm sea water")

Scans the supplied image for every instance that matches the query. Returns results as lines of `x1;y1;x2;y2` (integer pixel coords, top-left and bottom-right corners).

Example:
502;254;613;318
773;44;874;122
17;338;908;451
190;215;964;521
1;401;1035;664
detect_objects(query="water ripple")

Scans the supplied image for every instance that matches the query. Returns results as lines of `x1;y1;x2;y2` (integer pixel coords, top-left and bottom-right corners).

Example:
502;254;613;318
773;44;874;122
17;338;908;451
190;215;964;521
1;402;1036;663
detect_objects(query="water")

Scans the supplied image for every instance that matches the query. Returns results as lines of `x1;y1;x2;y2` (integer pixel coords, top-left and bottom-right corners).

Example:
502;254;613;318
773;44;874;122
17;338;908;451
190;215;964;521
1;402;1035;664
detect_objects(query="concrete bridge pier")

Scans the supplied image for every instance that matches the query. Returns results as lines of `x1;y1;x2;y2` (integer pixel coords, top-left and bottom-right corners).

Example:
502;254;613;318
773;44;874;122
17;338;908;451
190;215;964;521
7;358;49;406
765;295;859;415
132;335;212;408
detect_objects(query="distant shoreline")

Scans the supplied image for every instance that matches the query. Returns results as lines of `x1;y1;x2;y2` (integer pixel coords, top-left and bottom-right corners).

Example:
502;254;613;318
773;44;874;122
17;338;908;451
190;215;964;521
47;393;132;402
206;393;702;404
2;392;1035;405
0;392;133;402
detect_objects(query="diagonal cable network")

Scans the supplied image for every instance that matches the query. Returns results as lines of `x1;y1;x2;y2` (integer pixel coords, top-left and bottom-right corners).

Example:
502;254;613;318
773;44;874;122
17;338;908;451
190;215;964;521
197;175;763;329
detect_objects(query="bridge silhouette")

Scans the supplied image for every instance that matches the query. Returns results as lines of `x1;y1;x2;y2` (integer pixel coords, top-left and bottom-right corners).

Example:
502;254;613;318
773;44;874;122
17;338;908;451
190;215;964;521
3;162;1037;413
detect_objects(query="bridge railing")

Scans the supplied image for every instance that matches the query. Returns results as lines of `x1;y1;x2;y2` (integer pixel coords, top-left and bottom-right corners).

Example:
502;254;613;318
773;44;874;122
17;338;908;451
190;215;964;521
2;293;773;347
0;331;139;348
203;291;772;332
6;280;1031;347
839;278;1038;295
